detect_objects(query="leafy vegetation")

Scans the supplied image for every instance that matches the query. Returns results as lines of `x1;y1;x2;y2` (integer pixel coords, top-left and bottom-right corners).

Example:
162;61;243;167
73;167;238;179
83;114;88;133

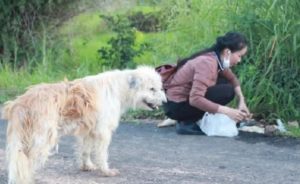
228;0;300;121
128;10;167;32
0;0;72;68
98;14;150;69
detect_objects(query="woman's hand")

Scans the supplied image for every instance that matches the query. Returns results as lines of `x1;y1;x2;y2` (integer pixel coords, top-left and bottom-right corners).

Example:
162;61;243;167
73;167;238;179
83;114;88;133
234;86;251;119
238;99;250;114
218;106;248;122
238;100;252;119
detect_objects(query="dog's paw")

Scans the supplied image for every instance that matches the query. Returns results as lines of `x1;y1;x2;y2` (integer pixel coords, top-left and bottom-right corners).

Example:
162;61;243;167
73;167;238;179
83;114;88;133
81;163;97;171
102;168;120;177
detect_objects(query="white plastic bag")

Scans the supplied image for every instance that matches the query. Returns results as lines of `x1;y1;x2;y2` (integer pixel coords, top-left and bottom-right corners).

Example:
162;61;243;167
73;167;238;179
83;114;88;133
197;112;238;137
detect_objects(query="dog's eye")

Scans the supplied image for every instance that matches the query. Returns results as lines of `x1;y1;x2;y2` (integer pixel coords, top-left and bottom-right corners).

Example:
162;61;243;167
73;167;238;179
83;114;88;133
150;87;156;92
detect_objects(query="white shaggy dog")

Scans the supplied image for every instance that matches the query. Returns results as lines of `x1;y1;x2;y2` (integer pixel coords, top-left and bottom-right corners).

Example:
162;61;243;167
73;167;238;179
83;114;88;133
2;66;166;184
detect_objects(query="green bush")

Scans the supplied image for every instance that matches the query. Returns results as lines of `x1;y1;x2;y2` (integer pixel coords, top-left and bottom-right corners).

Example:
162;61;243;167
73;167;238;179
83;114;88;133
128;11;167;32
98;14;150;69
0;0;69;68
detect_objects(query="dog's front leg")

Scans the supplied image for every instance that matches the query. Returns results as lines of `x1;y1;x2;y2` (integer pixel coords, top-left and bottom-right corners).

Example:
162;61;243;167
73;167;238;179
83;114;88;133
94;128;120;177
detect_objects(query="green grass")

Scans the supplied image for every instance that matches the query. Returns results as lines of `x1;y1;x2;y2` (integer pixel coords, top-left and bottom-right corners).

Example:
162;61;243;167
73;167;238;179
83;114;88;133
59;12;111;70
289;128;300;138
228;0;300;121
285;126;300;138
0;62;68;102
55;2;229;68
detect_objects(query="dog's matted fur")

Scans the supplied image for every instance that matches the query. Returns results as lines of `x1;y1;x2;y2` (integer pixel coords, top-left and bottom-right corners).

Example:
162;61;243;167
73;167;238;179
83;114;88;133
2;66;166;184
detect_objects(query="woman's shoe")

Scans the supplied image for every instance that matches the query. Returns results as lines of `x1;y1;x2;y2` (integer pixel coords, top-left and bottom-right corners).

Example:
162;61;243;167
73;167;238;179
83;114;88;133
157;118;177;127
176;121;204;135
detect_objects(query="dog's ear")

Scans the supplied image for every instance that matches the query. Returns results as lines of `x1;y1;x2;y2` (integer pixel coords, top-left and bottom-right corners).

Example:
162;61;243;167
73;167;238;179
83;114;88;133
128;74;140;89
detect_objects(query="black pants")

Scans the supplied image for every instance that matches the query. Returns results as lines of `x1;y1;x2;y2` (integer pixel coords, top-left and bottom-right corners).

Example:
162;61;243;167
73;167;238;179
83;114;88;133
163;78;235;122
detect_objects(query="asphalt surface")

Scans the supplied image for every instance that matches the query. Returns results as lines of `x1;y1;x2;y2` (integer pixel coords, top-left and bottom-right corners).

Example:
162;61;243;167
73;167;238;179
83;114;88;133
1;118;300;184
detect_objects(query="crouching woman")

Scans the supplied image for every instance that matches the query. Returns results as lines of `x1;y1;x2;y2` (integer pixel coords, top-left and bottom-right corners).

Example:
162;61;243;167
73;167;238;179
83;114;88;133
163;31;251;135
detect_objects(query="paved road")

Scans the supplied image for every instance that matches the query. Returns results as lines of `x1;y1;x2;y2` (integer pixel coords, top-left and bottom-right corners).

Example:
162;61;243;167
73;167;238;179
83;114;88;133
1;119;300;184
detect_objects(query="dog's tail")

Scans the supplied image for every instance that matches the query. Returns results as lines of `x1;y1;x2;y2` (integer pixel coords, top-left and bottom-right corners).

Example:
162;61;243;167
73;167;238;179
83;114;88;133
6;105;34;184
7;134;33;184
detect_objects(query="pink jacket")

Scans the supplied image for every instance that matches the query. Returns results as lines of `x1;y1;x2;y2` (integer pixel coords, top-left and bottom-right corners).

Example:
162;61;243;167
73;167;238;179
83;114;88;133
166;52;239;113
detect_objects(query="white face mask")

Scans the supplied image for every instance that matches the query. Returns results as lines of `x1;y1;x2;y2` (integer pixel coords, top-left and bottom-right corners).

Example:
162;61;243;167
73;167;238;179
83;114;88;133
222;52;231;69
222;58;230;69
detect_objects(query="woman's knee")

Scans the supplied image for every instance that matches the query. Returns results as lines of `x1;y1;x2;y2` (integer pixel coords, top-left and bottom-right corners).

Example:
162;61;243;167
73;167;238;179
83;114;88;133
221;84;235;105
225;84;235;100
205;84;235;105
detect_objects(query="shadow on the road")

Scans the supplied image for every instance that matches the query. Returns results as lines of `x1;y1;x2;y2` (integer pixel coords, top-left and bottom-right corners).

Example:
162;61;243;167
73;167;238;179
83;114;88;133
236;131;300;148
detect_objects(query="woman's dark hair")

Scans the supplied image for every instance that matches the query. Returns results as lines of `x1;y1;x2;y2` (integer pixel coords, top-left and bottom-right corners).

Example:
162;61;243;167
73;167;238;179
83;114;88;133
176;31;248;68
